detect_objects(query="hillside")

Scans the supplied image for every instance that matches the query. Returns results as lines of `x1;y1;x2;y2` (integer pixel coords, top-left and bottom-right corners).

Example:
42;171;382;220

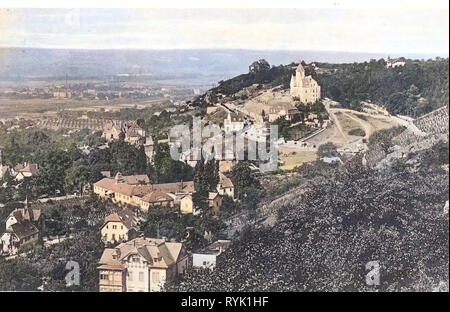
316;58;449;116
191;57;449;118
168;106;449;292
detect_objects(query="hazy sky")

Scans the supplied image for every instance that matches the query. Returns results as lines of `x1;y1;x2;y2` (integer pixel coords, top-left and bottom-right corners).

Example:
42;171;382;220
0;0;448;55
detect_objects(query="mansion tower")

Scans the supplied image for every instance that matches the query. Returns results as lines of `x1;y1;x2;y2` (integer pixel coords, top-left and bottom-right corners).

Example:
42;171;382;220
290;64;321;104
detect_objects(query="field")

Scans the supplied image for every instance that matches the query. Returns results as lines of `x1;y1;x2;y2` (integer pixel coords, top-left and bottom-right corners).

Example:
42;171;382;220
364;115;396;132
279;148;317;171
335;112;364;136
0;97;169;119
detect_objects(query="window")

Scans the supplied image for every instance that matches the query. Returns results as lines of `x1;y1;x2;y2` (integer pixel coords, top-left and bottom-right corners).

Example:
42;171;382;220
128;270;133;281
100;274;109;280
139;272;144;282
121;225;123;230
152;272;160;283
132;257;140;263
112;225;117;230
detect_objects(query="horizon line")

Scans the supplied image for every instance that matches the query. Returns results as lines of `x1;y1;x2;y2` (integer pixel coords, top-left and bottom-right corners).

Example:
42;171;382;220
0;46;448;58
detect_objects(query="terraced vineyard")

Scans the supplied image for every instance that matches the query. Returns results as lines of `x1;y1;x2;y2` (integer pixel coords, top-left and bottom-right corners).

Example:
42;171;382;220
36;118;124;131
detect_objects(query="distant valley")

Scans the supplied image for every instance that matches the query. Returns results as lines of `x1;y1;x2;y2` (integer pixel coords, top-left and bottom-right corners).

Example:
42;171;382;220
0;48;441;86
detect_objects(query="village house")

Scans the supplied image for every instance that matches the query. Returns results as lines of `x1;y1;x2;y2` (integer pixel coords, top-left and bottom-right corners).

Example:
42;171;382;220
286;108;301;122
1;202;42;255
290;63;321;104
218;160;235;174
102;121;153;162
136;191;176;211
224;112;245;133
132;181;195;212
93;172;151;206
208;192;223;213
217;172;235;200
13;163;39;181
123;122;146;146
0;157;39;182
98;237;190;292
192;240;231;270
101;209;141;244
180;194;195;215
386;56;406;68
102;123;123;141
93;172;195;213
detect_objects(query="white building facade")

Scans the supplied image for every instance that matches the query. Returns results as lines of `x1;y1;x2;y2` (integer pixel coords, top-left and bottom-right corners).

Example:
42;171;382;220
290;64;321;104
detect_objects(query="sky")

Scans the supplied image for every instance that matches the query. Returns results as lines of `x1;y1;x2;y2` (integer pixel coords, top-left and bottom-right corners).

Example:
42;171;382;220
0;0;448;56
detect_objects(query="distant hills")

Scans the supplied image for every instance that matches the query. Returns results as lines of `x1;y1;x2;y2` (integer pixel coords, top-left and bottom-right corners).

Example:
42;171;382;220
0;47;442;84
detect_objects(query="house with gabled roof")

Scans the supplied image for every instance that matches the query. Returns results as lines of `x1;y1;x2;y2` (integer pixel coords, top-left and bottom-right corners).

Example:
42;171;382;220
217;172;235;200
1;162;40;182
137;191;176;211
98;237;190;292
94;172;195;212
14;163;39;181
208;192;223;213
1;202;42;255
101;208;142;244
192;239;231;270
93;172;151;206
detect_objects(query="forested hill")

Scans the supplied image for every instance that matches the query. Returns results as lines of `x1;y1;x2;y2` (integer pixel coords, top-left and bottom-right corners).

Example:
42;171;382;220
190;57;449;118
316;58;449;116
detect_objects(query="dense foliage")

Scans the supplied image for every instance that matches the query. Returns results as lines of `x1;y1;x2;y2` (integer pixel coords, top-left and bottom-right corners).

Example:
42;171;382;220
316;58;449;116
169;153;449;291
0;126;149;198
148;142;194;184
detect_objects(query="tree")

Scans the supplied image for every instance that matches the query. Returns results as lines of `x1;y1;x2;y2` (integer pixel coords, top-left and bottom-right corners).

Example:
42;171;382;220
0;259;41;291
194;159;219;192
349;99;362;111
192;188;209;214
273;116;291;140
317;142;339;158
142;208;186;241
151;142;193;183
230;162;259;201
64;165;90;195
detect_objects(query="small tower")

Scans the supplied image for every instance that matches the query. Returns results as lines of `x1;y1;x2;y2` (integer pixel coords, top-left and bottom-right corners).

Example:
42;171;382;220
296;63;306;79
115;172;124;183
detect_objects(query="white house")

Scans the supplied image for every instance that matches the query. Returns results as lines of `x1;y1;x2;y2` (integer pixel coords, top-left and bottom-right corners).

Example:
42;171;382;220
192;240;231;270
217;172;235;200
224;113;245;133
386;56;406;68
